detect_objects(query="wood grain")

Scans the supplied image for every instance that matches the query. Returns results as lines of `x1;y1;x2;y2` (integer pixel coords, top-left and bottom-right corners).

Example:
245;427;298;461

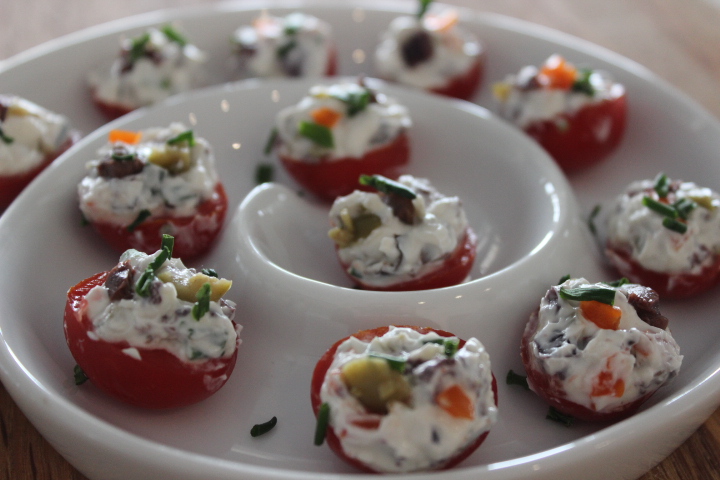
1;1;720;479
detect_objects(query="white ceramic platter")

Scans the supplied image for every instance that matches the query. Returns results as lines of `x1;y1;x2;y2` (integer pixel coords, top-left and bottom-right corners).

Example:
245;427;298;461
1;2;720;480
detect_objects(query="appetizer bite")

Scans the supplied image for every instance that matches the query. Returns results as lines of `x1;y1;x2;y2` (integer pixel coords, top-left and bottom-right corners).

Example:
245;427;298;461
78;124;227;259
88;25;206;119
374;0;485;100
311;325;498;473
521;277;682;421
328;175;476;291
231;12;337;78
493;54;627;172
268;81;411;201
0;95;79;208
605;173;720;298
65;235;241;409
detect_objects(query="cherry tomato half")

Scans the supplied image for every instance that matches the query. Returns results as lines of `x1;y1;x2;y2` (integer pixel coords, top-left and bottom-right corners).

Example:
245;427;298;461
339;228;477;291
521;309;653;422
430;56;485;101
605;241;720;299
87;182;228;259
279;132;410;202
0;132;79;209
311;325;498;473
524;92;627;172
64;271;239;409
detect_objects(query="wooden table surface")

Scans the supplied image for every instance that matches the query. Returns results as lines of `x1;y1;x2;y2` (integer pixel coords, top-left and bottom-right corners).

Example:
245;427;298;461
2;0;720;479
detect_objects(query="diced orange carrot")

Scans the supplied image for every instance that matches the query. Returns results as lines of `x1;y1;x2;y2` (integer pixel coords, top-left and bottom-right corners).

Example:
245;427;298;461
109;130;143;145
423;9;459;33
436;384;474;419
581;300;622;330
538;55;577;90
591;371;625;398
310;107;342;128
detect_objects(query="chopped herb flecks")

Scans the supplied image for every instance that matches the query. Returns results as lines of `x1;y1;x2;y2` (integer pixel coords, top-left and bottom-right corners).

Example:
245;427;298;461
0;127;14;144
444;338;459;357
192;282;212;320
314;403;330;446
663;217;688;234
604;277;630;288
557;274;571;285
571;68;595;96
369;352;406;373
359;174;417;199
250;416;278;437
332;88;372;117
167;129;195;147
161;25;187;47
298;121;334;148
417;0;433;18
202;268;218;278
559;285;617;305
276;40;297;59
127;209;152;232
135;235;174;297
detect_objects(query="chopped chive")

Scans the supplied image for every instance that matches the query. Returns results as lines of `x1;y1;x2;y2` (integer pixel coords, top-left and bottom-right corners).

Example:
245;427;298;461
559;285;617;305
135;270;156;297
202;268;218;278
126;209;152;232
673;197;697;220
423;338;444;346
571;68;595;96
444;338;459;357
587;204;601;235
332;89;371;117
369;352;406;373
417;0;433;18
263;127;278;155
546;406;575;427
604;277;630;288
276;39;297;59
662;217;688;234
653;172;671;198
298;121;334;148
358;175;417;199
167;130;195;147
642;196;678;219
74;365;89;385
0;127;14;144
159;234;174;257
192;283;212;320
506;369;529;390
255;163;274;185
112;152;136;161
136;235;174;297
557;274;571;285
161;25;187;47
250;416;278;437
129;32;151;64
314;403;330;446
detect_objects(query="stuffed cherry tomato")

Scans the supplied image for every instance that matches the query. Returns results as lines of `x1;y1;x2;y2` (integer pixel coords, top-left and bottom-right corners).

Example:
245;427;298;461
88;25;206;119
494;54;626;172
78;124;227;259
374;0;485;100
328;174;477;291
521;277;682;422
268;80;412;201
0;95;80;208
604;173;720;299
64;235;241;409
311;325;498;473
231;12;337;78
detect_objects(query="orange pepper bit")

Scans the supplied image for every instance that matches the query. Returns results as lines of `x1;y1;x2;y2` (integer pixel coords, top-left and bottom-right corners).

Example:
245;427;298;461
423;9;459;33
436;384;475;420
591;370;625;398
350;417;382;430
580;300;622;330
108;129;143;145
538;54;578;90
310;107;343;128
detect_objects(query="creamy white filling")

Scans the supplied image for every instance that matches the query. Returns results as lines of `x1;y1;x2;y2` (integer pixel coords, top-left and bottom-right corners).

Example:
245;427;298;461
275;82;411;160
83;249;239;363
320;326;497;473
330;175;470;287
78;123;219;225
497;65;623;128
606;179;720;273
88;28;206;109
528;278;682;412
374;15;481;90
0;96;71;175
232;12;332;78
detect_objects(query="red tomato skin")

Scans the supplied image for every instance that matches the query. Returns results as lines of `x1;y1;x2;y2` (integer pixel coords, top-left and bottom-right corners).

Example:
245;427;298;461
430;55;485;101
311;325;497;473
91;89;135;120
605;242;720;299
0;132;79;208
279;132;410;202
524;92;627;172
521;309;653;422
325;45;338;76
339;228;477;291
64;271;238;409
87;182;228;259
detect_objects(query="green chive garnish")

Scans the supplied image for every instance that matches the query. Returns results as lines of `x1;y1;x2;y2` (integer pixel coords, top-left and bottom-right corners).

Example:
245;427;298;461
663;217;688;234
369;352;406;373
642;196;678;219
506;369;529;390
127;209;152;232
653;172;671;198
557;274;571;285
161;25;187;47
264;127;278;155
417;0;433;18
167;130;195;147
571;68;595;96
587;204;601;235
202;268;218;278
0;127;14;144
332;89;371;117
604;277;630;288
559;285;617;305
136;235;174;297
129;32;151;64
673;197;697;220
358;174;417;199
112;151;135;161
74;365;89;385
546;406;575;427
192;282;212;321
298;121;334;148
276;39;298;59
444;338;459;357
250;416;278;437
314;403;330;446
255;163;274;185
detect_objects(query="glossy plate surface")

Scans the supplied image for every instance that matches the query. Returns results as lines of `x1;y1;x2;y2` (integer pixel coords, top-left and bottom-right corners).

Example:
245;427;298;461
1;2;720;480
